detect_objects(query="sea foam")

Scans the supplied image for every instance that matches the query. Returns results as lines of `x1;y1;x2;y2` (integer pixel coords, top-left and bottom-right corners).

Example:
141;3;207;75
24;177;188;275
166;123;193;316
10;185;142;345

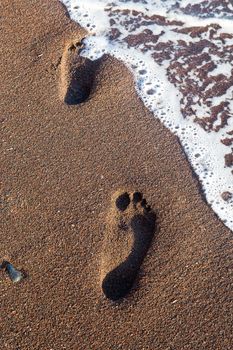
60;0;233;230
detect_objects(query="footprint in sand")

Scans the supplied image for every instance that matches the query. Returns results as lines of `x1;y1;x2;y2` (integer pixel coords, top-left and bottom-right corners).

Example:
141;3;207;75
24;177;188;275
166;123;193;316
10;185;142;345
101;191;157;301
59;39;100;105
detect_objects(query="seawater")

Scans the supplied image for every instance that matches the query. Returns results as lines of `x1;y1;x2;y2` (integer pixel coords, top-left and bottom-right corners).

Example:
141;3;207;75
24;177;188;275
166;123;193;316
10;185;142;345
60;0;233;230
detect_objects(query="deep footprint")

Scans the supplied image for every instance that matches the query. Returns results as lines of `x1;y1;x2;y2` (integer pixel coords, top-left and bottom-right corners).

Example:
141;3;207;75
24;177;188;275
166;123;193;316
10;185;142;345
60;39;100;105
101;191;156;301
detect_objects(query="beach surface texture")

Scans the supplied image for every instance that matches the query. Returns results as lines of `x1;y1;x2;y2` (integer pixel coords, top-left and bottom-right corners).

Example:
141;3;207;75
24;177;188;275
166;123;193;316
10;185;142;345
1;1;233;349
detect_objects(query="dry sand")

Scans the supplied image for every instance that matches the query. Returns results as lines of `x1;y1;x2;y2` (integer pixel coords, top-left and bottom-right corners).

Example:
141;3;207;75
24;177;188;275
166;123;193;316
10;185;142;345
1;1;233;349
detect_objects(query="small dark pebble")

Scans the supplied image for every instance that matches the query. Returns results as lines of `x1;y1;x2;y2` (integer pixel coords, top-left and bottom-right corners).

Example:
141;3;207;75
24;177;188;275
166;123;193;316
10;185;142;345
221;191;232;202
1;261;25;283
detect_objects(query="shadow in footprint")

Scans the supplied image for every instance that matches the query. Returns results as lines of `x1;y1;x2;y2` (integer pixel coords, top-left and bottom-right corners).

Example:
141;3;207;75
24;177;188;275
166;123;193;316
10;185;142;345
116;192;131;212
62;41;101;105
102;193;157;301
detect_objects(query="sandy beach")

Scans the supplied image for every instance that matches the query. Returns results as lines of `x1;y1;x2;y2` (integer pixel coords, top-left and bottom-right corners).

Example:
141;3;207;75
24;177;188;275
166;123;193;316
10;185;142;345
1;1;233;349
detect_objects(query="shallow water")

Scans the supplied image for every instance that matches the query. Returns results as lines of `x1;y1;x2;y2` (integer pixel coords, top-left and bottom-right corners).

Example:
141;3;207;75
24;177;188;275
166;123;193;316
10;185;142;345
60;0;233;230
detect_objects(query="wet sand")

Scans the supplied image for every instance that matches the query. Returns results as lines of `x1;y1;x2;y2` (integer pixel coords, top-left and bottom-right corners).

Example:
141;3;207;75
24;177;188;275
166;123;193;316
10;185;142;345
1;1;233;349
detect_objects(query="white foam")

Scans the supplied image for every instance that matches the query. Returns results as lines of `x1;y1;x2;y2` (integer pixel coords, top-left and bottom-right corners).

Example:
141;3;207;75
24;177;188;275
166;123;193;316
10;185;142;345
209;62;232;79
60;0;233;230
